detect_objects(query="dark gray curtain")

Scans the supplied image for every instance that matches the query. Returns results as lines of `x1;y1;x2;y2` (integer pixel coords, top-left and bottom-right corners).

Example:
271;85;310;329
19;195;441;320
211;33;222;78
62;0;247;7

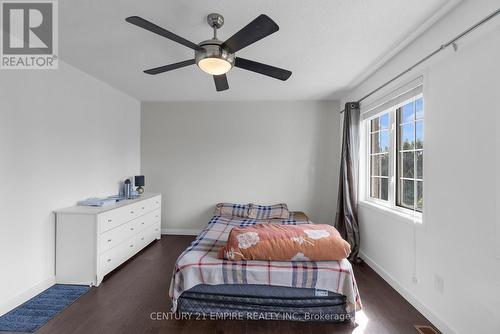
335;102;361;263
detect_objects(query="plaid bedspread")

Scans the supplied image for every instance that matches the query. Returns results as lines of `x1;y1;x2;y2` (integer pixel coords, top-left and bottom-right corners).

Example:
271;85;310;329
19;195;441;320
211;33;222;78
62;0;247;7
169;214;362;314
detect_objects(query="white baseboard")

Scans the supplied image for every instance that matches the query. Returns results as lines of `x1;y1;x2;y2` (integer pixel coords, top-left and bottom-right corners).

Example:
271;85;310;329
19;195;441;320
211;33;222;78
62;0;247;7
0;276;56;316
161;228;201;236
360;251;457;334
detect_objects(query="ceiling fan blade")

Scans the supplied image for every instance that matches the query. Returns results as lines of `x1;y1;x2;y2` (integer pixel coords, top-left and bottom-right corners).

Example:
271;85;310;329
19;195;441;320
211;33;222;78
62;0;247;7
126;16;201;51
143;59;195;75
221;14;279;53
234;57;292;81
213;74;229;91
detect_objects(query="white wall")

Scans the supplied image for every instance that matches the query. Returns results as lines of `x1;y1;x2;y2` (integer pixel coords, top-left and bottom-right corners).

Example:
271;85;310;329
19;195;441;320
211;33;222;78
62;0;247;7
141;101;340;232
341;1;500;333
497;91;500;260
0;61;141;314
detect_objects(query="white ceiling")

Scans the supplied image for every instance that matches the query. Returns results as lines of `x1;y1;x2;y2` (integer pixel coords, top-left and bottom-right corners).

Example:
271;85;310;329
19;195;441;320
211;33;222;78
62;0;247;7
60;0;452;101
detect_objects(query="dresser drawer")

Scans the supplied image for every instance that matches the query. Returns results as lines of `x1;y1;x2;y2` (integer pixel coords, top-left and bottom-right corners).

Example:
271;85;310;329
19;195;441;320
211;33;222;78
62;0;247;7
98;207;138;234
127;209;160;238
99;247;119;276
99;233;142;276
98;208;128;234
139;209;161;229
99;218;143;254
147;221;161;238
99;240;127;276
136;196;161;215
99;224;160;278
97;200;157;234
137;221;160;248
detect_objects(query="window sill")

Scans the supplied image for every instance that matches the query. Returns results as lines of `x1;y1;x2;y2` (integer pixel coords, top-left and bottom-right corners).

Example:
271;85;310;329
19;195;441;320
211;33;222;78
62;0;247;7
358;200;423;225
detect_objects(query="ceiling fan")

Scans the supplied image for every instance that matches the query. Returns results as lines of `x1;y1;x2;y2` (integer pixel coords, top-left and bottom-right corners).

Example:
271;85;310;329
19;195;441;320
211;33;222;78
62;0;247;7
125;13;292;92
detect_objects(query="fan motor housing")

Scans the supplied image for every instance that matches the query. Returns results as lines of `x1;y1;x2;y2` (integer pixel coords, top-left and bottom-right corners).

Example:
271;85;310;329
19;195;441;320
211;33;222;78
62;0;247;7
195;39;235;69
207;13;224;29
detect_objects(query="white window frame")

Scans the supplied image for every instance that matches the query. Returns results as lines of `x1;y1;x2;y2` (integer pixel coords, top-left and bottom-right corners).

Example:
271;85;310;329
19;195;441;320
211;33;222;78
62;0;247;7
365;111;393;206
395;98;424;213
360;94;423;223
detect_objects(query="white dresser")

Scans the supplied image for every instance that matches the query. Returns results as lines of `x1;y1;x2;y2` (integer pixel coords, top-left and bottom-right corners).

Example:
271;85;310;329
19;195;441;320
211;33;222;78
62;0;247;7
55;193;162;286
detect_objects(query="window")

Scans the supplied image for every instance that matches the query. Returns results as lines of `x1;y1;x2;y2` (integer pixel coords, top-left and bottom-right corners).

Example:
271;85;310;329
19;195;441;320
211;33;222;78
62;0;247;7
366;94;424;216
396;98;423;212
369;113;389;201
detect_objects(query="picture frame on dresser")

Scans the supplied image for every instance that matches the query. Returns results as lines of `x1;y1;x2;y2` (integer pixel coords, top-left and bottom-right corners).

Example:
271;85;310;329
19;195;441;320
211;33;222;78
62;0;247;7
54;193;162;286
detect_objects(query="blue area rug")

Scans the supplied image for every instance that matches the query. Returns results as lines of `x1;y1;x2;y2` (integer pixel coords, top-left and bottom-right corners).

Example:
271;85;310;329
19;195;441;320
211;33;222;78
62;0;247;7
0;284;90;332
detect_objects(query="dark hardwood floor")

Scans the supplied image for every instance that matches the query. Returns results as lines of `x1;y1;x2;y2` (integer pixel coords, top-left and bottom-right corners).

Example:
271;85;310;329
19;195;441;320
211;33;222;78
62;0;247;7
31;235;437;334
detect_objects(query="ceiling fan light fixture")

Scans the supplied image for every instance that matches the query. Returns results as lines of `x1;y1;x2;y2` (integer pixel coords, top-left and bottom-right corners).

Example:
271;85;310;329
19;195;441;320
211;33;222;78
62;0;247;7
197;57;232;75
127;13;292;92
195;41;235;76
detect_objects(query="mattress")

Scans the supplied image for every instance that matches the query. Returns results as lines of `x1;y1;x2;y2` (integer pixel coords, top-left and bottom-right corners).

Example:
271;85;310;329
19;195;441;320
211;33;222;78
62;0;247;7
177;284;351;322
170;212;362;317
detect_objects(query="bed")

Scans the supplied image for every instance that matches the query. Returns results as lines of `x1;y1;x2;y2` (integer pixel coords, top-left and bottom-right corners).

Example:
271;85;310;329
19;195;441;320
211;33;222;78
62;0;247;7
169;211;362;322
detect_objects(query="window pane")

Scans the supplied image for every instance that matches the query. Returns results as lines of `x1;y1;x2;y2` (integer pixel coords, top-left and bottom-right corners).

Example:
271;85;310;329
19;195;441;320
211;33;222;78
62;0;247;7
415;98;423;120
371;130;389;153
370;177;388;201
371;113;389;132
380;131;389;152
380;153;388;176
379;113;389;130
371;118;380;132
371;155;380;176
370;177;380;198
394;96;424;213
371;154;389;176
371;133;379;153
401;152;414;178
416;151;423;179
400;101;414;123
400;123;415;150
416;121;423;149
380;178;388;201
402;180;414;209
417;181;423;211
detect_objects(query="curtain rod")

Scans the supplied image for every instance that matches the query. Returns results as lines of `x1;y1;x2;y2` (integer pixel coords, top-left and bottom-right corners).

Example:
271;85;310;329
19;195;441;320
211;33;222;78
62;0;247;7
340;8;500;114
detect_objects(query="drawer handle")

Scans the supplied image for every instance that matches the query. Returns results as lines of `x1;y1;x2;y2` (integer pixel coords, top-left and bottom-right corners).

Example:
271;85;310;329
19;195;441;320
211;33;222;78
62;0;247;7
141;222;145;225
130;227;134;231
141;237;144;240
107;239;112;242
130;211;134;214
141;206;145;210
107;219;112;222
107;258;111;262
155;215;159;218
129;244;134;248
